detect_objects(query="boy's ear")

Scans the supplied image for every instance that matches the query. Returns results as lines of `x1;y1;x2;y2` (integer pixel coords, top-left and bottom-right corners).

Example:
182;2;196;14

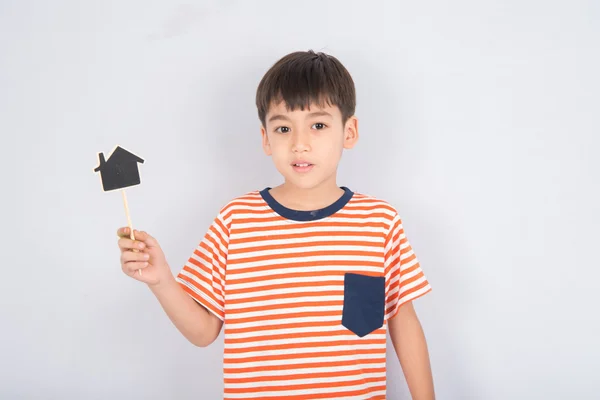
343;116;359;149
261;125;272;155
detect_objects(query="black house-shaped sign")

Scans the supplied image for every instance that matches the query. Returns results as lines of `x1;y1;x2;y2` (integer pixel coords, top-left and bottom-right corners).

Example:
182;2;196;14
94;146;144;192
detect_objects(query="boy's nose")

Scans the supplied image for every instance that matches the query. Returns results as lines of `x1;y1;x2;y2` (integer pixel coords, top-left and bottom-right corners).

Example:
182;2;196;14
291;131;311;152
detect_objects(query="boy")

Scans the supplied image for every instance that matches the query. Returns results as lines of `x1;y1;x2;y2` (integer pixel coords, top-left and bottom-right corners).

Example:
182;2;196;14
117;50;435;399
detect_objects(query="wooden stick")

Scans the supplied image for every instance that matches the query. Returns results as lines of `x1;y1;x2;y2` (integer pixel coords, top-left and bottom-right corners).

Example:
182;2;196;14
122;189;142;276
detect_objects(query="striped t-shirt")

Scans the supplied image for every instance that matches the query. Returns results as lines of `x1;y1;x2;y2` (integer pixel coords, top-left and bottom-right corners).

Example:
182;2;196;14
176;186;431;399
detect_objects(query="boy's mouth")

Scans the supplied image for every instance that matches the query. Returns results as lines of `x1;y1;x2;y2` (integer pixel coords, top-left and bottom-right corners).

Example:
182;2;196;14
291;161;314;172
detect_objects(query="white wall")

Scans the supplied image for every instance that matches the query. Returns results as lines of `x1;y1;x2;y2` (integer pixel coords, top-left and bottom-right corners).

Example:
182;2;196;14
1;1;598;399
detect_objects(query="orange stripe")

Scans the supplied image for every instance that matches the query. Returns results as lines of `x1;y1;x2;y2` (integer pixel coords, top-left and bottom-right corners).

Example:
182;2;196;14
228;269;381;287
190;246;213;268
177;280;223;319
224;349;385;364
224;377;385;394
228;239;381;255
225;327;355;344
402;270;425;286
399;279;430;300
226;259;382;279
233;212;393;225
228;249;382;265
224;367;386;384
224;387;385;400
227;309;342;324
225;338;386;354
232;221;389;235
200;241;224;272
207;224;227;258
223;207;273;220
400;262;421;277
385;218;401;248
226;299;342;316
225;320;341;335
227;279;342;295
226;290;343;305
223;357;386;374
385;268;425;306
229;229;385;245
177;268;223;302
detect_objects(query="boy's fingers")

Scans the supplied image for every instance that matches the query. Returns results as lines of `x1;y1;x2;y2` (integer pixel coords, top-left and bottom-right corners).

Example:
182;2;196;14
132;230;160;248
123;261;149;275
121;250;149;263
118;238;145;251
117;227;131;237
116;228;159;250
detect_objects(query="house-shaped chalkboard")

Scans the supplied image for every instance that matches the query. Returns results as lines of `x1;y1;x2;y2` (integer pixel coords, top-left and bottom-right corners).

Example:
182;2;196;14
94;146;144;192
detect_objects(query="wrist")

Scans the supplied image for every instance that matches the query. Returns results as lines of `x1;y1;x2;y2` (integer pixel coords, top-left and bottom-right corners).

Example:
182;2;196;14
148;267;176;291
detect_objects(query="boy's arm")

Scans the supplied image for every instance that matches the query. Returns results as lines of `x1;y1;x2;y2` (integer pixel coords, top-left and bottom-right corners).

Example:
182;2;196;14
388;301;435;400
149;275;223;347
118;228;223;347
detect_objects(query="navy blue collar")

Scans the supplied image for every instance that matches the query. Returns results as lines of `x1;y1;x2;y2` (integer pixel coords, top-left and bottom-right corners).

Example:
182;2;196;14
259;187;354;221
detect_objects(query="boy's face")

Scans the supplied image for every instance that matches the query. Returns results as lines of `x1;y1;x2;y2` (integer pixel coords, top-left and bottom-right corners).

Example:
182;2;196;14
261;100;358;191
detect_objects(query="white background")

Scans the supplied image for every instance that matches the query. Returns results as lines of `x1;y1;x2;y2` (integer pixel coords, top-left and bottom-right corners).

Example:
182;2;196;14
1;0;598;399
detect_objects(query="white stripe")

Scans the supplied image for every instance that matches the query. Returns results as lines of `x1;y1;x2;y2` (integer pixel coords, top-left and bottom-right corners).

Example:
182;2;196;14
224;333;386;350
228;244;383;261
386;274;427;303
223;362;386;379
399;262;422;282
225;323;347;339
231;204;394;218
233;215;393;227
225;315;344;330
385;260;420;289
177;269;215;294
227;254;384;269
399;274;428;295
227;287;343;302
225;304;343;320
208;217;229;247
175;275;223;311
230;225;388;240
229;235;384;251
400;281;431;298
223;352;385;369
227;274;344;290
227;265;383;282
224;385;385;399
386;284;431;319
227;294;344;311
225;343;384;360
224;372;386;389
190;239;226;272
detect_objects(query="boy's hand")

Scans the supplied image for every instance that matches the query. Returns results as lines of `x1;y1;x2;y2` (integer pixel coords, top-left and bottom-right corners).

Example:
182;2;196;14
117;227;173;287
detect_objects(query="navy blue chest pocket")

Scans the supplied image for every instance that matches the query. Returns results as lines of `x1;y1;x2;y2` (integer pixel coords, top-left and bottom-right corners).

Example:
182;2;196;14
341;272;386;337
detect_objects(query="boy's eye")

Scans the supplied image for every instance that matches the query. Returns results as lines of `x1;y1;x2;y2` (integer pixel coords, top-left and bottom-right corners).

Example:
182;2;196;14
312;123;326;130
275;126;290;133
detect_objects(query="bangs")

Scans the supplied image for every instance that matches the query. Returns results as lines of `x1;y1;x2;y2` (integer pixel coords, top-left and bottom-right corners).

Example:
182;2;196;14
256;50;356;126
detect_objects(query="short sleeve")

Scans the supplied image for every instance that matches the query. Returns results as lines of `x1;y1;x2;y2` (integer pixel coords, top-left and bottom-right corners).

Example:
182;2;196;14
175;212;229;321
384;212;431;320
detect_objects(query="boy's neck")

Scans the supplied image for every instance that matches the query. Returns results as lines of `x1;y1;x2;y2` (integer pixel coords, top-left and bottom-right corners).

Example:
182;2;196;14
269;181;345;211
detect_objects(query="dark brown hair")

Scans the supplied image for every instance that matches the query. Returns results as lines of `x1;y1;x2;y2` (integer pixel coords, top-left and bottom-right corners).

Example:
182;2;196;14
255;50;356;128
